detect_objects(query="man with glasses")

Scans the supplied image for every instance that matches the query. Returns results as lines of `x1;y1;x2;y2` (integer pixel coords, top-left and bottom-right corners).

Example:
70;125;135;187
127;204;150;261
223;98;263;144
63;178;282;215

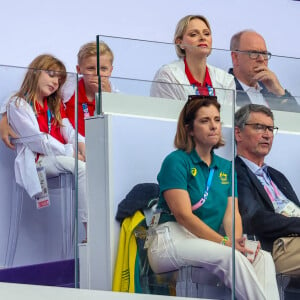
235;104;300;275
229;30;299;112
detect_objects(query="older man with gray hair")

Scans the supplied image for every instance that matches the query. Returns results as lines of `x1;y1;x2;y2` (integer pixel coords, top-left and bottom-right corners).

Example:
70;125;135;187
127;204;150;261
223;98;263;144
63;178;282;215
235;103;300;275
229;30;299;112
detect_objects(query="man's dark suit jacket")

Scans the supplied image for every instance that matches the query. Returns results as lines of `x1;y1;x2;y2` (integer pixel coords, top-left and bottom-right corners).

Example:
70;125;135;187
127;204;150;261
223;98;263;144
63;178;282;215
228;68;300;112
235;156;300;252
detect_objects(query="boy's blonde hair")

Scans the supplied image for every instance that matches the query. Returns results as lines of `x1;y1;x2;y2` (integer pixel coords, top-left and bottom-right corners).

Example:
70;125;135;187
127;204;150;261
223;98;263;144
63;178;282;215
77;41;114;65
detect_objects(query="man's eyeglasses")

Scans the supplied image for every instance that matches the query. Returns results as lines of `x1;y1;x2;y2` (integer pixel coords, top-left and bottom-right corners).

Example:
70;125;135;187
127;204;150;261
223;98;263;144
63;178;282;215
245;123;278;134
235;49;272;61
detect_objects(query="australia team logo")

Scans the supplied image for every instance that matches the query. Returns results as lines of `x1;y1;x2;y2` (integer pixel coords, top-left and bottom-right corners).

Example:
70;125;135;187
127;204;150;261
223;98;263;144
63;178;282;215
191;168;197;176
219;172;229;184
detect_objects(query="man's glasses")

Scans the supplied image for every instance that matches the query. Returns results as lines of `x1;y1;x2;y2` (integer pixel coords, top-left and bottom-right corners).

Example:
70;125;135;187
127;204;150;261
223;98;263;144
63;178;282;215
235;49;272;61
245;123;278;135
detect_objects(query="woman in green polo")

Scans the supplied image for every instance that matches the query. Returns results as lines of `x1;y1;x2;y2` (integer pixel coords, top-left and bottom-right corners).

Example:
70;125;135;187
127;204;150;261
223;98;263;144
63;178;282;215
147;95;279;300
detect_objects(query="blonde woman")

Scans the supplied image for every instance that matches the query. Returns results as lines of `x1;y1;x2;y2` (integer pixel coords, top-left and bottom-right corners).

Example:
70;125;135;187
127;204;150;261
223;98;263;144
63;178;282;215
150;15;235;104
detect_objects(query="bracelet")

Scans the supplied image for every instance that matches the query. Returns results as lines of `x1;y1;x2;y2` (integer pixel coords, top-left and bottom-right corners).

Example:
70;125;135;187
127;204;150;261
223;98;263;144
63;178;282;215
220;236;229;245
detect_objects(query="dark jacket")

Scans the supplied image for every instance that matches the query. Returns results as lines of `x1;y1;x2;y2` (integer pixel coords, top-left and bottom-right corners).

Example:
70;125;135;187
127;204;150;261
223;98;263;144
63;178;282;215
235;156;300;252
115;183;159;223
228;68;300;112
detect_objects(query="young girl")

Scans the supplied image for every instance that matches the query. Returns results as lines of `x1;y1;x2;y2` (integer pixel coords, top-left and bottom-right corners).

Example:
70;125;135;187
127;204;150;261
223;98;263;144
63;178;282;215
7;54;87;235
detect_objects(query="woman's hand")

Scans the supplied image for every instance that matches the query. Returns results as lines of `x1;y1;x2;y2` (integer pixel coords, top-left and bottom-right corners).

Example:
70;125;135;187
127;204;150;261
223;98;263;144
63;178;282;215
240;239;261;263
222;236;245;252
234;236;246;253
245;240;261;263
164;189;228;243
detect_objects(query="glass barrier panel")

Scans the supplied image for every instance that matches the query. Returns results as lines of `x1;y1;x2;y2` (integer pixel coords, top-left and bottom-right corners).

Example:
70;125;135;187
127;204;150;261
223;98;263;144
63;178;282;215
1;33;300;298
228;50;300;114
64;72;81;289
96;35;177;82
95;35;300;113
89;45;300;294
85;34;300;297
0;64;80;289
85;83;239;298
266;53;300;100
235;90;300;300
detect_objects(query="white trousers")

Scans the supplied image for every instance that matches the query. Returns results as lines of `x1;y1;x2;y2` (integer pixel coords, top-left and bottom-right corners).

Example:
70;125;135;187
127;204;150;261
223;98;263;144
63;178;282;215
39;155;87;223
148;222;279;300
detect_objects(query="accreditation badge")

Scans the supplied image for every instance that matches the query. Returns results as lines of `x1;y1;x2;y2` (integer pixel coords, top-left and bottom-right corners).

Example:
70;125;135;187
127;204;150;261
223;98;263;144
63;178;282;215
34;161;50;209
278;199;300;217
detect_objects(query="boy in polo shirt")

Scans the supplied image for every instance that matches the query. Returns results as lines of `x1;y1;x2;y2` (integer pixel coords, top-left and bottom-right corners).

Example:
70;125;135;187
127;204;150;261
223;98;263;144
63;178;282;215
65;41;116;136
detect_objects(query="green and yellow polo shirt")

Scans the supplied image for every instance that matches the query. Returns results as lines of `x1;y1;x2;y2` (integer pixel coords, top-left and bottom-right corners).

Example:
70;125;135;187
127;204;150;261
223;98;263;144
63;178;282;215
157;149;237;232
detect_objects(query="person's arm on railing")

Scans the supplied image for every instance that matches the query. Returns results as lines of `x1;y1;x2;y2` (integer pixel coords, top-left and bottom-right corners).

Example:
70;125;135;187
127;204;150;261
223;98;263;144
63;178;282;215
8;98;71;156
0;112;18;149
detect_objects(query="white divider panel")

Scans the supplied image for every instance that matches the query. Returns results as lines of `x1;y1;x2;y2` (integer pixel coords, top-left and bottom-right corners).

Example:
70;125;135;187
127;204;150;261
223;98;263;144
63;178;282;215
101;92;300;132
100;92;184;120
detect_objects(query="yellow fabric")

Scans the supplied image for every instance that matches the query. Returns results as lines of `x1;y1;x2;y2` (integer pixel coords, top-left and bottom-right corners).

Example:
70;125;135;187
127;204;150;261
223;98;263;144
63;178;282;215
112;210;145;292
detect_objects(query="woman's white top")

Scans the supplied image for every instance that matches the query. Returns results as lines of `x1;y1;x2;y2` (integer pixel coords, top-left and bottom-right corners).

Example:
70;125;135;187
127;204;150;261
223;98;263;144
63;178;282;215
150;59;235;104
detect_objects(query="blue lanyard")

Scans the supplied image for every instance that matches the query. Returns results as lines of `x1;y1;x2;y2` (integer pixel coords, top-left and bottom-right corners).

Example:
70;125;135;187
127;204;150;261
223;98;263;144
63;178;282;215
192;168;215;211
207;84;214;96
47;109;52;134
192;84;215;96
205;168;214;196
82;103;90;118
30;99;52;134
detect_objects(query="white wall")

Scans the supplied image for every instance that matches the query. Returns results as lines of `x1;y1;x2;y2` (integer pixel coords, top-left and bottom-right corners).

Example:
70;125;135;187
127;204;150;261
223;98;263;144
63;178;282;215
1;0;300;71
1;0;300;97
